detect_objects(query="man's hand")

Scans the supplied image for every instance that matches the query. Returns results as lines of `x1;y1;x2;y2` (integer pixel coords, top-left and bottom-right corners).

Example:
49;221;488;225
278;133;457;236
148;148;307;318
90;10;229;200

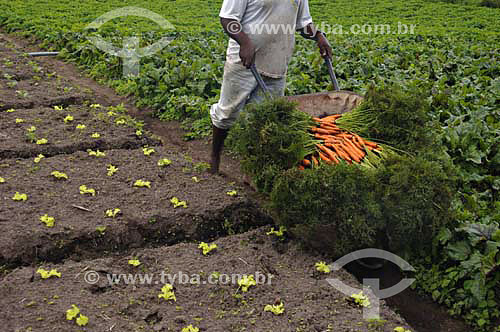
316;33;333;59
239;40;256;68
220;18;256;68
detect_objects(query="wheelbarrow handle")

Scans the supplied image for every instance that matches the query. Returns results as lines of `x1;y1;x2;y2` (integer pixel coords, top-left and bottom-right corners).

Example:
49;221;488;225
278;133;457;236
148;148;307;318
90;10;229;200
250;64;273;98
324;56;340;91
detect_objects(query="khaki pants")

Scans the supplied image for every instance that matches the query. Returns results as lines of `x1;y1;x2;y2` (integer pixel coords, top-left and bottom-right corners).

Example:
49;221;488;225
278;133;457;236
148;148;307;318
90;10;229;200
210;61;286;129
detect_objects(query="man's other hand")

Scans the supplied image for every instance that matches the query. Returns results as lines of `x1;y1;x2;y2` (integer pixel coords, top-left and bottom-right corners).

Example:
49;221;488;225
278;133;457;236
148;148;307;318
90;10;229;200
316;33;332;59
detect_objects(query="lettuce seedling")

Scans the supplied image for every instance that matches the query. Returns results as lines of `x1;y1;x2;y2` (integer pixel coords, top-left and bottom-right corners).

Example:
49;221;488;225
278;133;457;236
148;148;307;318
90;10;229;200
106;164;118;176
351;291;371;307
143;147;155;156
90;104;101;109
76;124;86;130
12;192;28;201
51;171;68;180
88;149;105;157
66;305;80;320
170;197;187;208
315;261;331;274
6;108;15;113
394;327;412;332
266;226;286;237
27;126;36;132
198;242;217;255
0;177;5;183
158;158;172;167
15;118;24;124
36;268;61;279
34;154;45;163
226;190;237;196
79;185;96;196
107;111;116;117
134;179;151;188
53;105;63;111
76;314;89;327
115;119;126;125
264;301;285;315
238;275;256;292
36;138;48;145
192;176;200;183
40;214;55;227
128;259;141;267
136;130;143;136
63;115;74;123
158;284;176;301
105;208;121;218
66;305;88;326
182;325;199;332
91;132;100;138
96;226;106;234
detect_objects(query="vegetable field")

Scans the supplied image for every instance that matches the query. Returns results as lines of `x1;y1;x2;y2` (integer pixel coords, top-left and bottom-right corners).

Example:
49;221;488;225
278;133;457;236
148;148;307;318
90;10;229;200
0;0;499;331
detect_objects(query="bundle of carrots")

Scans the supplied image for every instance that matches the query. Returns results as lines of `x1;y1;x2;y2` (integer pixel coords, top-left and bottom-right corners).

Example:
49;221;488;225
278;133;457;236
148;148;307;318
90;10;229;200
298;114;382;170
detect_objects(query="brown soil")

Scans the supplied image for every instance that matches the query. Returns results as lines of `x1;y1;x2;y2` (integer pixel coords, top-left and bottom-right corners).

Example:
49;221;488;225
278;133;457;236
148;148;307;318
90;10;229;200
0;147;269;266
0;228;411;332
0;104;159;159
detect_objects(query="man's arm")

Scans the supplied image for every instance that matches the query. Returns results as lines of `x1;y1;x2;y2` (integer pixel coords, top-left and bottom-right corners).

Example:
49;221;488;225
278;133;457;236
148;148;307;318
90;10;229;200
220;18;255;68
298;23;333;58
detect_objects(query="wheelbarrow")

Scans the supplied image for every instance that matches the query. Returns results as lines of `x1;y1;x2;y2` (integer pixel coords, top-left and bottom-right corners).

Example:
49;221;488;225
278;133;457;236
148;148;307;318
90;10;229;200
250;57;364;117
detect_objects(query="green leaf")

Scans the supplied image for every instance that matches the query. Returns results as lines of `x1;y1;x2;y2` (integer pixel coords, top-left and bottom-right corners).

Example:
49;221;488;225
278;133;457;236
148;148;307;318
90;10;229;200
447;241;471;261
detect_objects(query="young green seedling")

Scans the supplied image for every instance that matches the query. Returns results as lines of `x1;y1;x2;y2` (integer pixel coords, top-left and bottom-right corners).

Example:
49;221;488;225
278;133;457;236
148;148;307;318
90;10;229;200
63;115;74;123
182;325;199;332
143;147;155;156
264;301;285;315
170;197;187;208
6;108;15;113
226;190;237;196
96;226;107;234
315;261;331;274
90;104;102;109
88;149;105;157
66;305;89;327
198;242;217;255
40;214;55;227
12;192;28;201
36;268;61;279
266;226;286;237
0;177;5;183
106;164;118;176
15;118;24;124
51;171;68;180
134;179;151;188
238;275;256;292
394;327;412;332
53;105;64;111
105;208;121;218
158;284;176;301
27;125;36;132
79;185;96;196
91;132;100;138
36;138;48;145
158;158;172;167
136;130;143;137
192;176;200;183
76;124;86;130
34;154;45;163
115;118;126;125
128;259;141;267
351;291;371;307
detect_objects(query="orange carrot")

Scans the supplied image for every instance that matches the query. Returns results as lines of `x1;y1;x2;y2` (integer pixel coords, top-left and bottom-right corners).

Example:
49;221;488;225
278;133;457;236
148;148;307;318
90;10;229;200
318;151;332;163
298;165;305;170
311;155;319;166
302;159;311;167
311;127;340;135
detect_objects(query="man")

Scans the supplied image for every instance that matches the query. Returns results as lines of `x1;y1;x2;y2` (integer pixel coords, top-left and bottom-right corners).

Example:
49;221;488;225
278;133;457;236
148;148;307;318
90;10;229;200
210;0;333;174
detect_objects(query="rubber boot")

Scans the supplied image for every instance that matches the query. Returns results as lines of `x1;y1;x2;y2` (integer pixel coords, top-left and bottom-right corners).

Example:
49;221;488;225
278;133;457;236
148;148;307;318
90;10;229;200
210;125;229;174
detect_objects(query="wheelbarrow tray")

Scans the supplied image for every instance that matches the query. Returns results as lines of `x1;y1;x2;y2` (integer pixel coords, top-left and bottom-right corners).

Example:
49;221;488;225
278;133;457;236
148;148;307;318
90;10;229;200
287;90;364;118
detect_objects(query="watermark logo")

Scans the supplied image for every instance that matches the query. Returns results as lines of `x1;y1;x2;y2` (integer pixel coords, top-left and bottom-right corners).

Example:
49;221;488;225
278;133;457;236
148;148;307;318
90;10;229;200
84;6;175;77
326;249;415;319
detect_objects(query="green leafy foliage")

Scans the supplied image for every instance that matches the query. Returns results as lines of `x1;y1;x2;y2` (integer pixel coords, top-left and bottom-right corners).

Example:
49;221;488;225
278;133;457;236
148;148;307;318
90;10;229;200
133;179;151;188
198;242;217;256
264;301;285;315
227;98;315;193
36;268;61;279
158;284;176;301
315;262;331;274
237;275;256;292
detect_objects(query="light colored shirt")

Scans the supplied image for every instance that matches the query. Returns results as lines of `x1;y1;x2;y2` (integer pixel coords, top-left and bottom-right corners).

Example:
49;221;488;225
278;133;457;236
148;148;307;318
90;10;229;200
220;0;313;78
